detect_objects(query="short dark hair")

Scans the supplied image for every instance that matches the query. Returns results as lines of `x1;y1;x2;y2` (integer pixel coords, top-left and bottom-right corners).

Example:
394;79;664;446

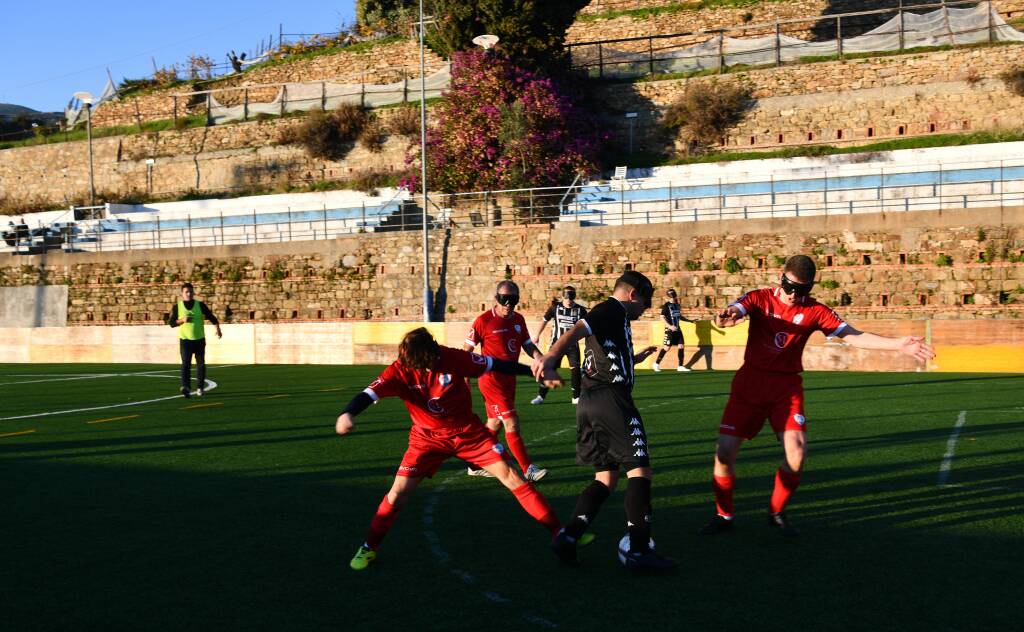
496;280;519;294
564;285;576;292
615;271;654;305
784;255;817;283
398;327;441;370
181;282;195;292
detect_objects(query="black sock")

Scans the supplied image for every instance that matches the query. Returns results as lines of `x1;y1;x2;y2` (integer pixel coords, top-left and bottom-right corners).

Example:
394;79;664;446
677;348;684;365
564;480;611;539
625;477;653;554
655;350;666;363
570;367;581;398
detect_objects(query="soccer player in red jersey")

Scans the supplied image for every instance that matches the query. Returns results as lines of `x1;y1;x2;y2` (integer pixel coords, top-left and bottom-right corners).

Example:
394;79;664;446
700;255;936;537
338;327;564;571
464;280;548;481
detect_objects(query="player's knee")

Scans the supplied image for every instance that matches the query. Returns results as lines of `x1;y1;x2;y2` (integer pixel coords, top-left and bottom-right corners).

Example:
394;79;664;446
502;415;520;433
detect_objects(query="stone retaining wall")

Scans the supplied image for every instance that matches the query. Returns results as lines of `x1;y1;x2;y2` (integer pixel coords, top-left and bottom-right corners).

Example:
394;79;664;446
3;206;1022;325
90;40;444;128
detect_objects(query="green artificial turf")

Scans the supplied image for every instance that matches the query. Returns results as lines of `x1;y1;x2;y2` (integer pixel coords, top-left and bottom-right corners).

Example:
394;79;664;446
2;364;1022;631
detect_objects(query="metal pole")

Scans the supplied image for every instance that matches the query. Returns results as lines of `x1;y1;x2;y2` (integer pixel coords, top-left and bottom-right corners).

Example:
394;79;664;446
243;88;249;121
598;44;604;79
419;0;431;322
648;36;655;75
253;209;258;243
187;214;192;247
156;216;161;248
287;207;292;241
837;16;844;60
988;0;995;44
775;23;781;66
127;219;131;250
86;104;95;206
220;212;224;245
898;0;905;51
717;32;725;73
206;93;212;126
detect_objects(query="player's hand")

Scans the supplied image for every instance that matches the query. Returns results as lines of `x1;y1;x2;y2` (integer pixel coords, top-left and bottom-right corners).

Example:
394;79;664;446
715;308;742;328
669;325;679;332
335;413;355;435
215;327;223;339
532;354;556;381
898;336;936;362
540;366;563;389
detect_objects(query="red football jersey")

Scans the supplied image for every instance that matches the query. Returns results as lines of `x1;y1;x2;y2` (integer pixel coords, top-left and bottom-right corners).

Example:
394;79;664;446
465;308;533;361
465;308;534;395
363;346;494;433
733;287;847;374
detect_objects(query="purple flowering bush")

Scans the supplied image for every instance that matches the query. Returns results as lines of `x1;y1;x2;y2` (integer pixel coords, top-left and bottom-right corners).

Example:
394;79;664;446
405;50;602;194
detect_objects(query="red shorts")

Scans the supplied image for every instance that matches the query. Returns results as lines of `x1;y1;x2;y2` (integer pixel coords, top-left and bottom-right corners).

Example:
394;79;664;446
478;373;517;420
397;423;506;478
719;368;807;440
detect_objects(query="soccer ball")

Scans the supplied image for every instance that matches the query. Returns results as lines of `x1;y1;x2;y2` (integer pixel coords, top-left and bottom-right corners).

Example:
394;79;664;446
617;533;656;565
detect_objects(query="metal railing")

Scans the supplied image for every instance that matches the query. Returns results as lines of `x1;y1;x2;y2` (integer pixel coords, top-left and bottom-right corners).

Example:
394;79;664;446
7;157;1024;254
568;1;1010;79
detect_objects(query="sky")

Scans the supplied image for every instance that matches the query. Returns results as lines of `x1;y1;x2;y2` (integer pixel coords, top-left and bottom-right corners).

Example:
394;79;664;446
0;1;357;112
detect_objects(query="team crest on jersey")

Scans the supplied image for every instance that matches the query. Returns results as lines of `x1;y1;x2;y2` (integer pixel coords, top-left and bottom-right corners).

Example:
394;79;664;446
793;313;805;325
439;374;451;387
514;324;521;333
774;332;789;348
507;339;519;354
427;398;445;414
794;414;806;426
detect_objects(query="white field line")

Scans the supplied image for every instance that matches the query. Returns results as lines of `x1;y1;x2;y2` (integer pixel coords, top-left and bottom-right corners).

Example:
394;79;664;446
938;410;968;487
0;376;218;421
0;374;116;386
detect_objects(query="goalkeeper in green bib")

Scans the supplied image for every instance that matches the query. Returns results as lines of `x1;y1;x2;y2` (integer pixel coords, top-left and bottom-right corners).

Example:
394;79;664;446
169;282;222;397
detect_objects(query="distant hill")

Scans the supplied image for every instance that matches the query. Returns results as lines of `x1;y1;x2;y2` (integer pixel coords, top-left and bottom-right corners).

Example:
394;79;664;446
0;103;62;122
0;103;39;116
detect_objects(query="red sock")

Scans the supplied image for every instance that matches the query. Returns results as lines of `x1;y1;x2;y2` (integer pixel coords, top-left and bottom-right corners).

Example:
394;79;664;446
769;468;801;514
512;483;561;535
713;474;735;517
364;496;402;550
505;430;532;472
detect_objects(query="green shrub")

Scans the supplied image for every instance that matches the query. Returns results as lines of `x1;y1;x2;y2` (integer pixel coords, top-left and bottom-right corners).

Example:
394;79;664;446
685;260;701;271
820;279;839;290
658;261;670;275
358;118;386;153
724;257;742;273
1000;68;1024;96
663;82;754;154
287;105;368;160
388;105;421;137
771;255;787;267
935;254;954;266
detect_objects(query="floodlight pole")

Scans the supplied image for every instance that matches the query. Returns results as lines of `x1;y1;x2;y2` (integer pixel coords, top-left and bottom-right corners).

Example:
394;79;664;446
419;0;431;323
85;103;95;206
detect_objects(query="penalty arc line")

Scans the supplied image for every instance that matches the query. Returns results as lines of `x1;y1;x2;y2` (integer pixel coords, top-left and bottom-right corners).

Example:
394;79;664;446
938;410;968;487
419;423;577;630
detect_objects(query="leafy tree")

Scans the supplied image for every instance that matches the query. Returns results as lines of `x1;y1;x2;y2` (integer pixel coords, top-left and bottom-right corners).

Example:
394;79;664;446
427;0;589;72
407;49;601;193
356;0;417;34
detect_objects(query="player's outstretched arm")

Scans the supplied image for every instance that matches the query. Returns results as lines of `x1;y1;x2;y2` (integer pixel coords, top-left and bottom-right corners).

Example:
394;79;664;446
715;305;745;328
335;391;374;435
532;321;589;381
633;345;658;364
836;327;936;362
490;357;563;389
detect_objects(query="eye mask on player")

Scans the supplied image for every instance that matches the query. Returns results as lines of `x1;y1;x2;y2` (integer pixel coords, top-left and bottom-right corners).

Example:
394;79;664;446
780;274;815;297
495;293;520;307
563;288;576;300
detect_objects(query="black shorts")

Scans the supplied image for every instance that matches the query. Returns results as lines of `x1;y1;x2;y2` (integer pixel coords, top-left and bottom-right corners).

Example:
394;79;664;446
576;387;650;471
662;328;683;347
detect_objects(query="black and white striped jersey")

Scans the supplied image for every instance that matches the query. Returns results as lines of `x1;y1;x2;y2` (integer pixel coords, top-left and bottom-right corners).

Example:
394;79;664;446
579;298;635;394
660;302;682;328
543;302;588;344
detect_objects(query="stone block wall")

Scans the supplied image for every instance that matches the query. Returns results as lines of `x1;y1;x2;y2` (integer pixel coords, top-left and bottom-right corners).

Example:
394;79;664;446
0;113;418;209
597;44;1024;152
90;40;444;128
569;1;1024;47
2;206;1022;326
